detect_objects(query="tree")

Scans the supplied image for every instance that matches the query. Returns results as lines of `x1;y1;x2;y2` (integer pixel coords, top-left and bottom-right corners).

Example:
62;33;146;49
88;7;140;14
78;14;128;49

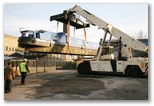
135;31;148;39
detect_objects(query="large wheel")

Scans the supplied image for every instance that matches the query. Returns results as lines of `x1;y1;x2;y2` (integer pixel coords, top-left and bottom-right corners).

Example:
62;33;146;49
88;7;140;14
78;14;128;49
77;62;91;75
125;66;133;76
130;66;143;77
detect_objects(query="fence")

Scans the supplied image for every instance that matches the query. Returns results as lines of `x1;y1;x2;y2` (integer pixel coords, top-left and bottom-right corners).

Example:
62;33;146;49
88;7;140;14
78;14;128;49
4;59;73;76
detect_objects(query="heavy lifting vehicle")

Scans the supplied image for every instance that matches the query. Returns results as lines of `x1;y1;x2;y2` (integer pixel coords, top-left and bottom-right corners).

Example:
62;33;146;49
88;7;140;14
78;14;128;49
51;5;148;77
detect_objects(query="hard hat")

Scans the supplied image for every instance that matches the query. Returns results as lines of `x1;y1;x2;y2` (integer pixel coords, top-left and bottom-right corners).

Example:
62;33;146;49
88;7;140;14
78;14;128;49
24;58;27;62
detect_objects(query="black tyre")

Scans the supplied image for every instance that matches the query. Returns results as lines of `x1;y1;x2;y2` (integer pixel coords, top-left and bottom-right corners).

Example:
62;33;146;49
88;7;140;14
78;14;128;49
77;62;90;75
130;66;143;77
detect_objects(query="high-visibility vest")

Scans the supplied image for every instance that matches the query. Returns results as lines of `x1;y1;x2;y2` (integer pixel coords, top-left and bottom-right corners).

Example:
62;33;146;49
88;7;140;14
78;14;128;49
20;62;27;72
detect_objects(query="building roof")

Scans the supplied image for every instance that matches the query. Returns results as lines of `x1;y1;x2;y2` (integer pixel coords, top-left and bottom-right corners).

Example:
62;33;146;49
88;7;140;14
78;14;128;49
9;51;24;57
4;56;19;60
4;51;24;60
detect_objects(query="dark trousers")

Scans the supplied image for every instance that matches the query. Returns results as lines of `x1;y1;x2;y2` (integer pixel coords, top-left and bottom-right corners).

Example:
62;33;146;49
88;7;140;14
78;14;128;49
5;80;12;93
21;72;27;84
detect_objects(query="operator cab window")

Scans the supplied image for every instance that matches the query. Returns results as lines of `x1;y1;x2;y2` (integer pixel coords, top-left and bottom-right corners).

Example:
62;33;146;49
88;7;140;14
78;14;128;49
101;47;113;55
102;48;109;55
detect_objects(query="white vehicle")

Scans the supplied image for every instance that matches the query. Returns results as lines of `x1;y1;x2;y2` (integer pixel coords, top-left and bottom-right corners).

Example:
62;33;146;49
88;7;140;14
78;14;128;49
64;5;148;77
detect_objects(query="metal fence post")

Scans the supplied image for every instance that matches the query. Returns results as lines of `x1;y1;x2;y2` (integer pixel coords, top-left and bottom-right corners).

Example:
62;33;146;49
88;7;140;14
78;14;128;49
36;58;38;73
44;59;45;72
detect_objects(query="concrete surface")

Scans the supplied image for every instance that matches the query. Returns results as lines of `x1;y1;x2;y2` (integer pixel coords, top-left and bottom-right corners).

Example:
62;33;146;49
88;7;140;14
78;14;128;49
4;70;148;100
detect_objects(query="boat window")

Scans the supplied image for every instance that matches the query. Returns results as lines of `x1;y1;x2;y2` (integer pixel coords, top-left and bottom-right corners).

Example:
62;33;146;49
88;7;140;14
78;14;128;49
40;31;52;40
21;31;34;37
28;34;34;37
36;33;40;38
53;34;59;40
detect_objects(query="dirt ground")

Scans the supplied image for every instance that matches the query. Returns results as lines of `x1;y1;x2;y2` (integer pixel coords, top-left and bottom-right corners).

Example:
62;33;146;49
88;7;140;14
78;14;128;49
4;70;148;100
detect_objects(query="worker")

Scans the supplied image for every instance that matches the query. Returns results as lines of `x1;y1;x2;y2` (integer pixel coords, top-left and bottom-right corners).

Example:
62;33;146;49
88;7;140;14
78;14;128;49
19;58;30;84
4;61;15;93
99;38;102;46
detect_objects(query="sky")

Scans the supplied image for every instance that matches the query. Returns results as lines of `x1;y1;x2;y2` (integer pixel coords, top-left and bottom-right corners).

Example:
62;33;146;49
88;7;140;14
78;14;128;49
3;3;148;43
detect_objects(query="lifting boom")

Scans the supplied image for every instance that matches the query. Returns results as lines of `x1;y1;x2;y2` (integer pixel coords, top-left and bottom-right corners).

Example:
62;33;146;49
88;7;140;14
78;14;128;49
66;5;148;52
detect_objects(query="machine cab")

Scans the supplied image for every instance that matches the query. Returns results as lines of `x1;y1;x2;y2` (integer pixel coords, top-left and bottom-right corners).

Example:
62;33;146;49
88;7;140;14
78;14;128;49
100;46;114;60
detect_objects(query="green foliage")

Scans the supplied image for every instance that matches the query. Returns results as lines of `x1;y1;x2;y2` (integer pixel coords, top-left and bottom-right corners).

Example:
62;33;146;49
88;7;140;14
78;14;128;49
62;62;76;70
